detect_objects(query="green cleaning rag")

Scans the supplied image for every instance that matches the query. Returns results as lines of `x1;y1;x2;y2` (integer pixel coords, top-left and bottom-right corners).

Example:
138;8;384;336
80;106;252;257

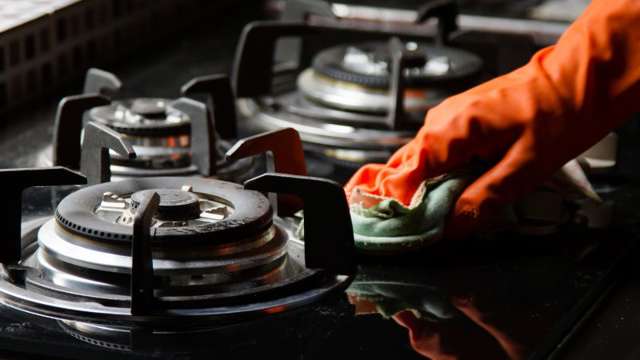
349;176;468;254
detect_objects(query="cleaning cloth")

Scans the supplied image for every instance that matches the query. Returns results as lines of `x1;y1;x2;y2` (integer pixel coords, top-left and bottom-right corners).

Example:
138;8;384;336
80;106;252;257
347;159;600;254
349;175;467;254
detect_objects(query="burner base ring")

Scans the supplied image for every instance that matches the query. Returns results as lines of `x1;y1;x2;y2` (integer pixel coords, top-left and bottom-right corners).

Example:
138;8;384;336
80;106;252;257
0;218;352;328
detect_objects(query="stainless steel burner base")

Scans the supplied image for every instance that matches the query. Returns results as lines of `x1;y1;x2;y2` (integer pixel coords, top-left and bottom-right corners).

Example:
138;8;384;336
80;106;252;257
238;97;414;166
0;217;351;328
297;69;445;114
36;143;258;182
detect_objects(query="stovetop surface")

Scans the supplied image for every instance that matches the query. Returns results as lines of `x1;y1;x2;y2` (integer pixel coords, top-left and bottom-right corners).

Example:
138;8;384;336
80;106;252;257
5;195;636;360
0;3;638;359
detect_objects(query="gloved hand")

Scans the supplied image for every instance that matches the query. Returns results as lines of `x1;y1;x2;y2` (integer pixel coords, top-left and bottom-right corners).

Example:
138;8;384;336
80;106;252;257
345;0;640;238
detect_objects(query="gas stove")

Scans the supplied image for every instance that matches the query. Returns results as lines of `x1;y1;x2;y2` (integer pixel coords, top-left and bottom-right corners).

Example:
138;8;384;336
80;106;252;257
0;2;637;359
233;0;484;177
37;69;257;182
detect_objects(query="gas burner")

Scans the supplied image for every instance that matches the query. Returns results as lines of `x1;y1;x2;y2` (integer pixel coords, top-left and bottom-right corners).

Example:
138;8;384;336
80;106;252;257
89;98;191;135
54;178;269;245
300;41;482;113
233;0;483;169
0;129;354;329
39;69;256;181
31;178;291;314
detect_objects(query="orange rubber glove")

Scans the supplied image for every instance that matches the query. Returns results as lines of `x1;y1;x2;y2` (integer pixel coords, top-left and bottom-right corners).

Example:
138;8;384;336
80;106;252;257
345;0;640;238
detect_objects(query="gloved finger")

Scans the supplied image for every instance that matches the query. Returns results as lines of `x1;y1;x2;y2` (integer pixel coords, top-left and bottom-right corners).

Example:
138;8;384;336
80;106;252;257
444;139;559;239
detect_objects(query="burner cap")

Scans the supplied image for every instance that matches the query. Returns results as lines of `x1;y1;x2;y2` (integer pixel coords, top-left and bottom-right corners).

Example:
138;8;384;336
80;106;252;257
311;41;483;89
131;188;201;220
55;177;273;245
129;98;167;119
88;98;191;136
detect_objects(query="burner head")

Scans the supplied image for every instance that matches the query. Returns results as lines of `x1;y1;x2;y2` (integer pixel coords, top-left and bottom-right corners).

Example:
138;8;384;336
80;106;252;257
89;98;191;136
131;189;202;220
128;98;168;119
311;41;483;89
55;177;270;244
